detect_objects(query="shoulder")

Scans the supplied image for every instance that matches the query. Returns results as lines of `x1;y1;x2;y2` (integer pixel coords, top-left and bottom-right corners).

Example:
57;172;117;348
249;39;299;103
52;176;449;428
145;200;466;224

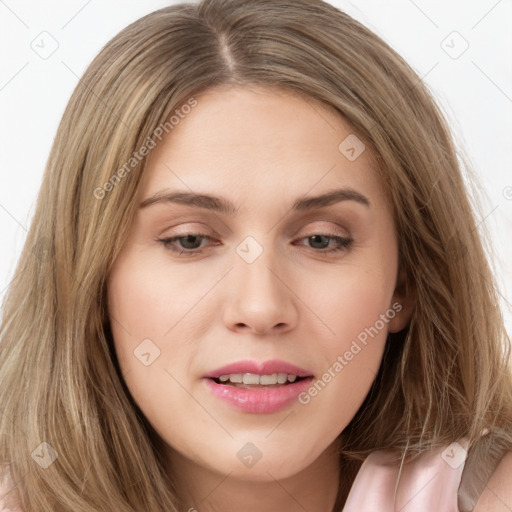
473;450;512;512
343;444;468;511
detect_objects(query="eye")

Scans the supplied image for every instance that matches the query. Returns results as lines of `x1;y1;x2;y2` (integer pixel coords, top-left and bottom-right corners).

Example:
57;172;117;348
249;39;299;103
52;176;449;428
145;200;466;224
157;233;214;256
296;234;353;253
156;232;353;257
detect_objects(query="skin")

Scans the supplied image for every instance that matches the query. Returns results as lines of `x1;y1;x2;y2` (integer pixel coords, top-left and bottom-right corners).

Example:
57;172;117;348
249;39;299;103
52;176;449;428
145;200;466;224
107;84;413;512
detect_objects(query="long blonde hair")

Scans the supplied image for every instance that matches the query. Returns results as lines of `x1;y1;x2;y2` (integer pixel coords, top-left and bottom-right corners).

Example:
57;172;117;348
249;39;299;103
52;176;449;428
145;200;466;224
1;0;511;510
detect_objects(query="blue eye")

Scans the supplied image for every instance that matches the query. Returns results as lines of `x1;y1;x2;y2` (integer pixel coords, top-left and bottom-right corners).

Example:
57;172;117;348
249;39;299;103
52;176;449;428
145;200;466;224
156;233;353;257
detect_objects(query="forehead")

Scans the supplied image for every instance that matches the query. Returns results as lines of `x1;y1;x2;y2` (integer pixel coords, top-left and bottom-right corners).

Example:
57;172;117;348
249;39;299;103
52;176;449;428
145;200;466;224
139;85;384;212
148;85;358;159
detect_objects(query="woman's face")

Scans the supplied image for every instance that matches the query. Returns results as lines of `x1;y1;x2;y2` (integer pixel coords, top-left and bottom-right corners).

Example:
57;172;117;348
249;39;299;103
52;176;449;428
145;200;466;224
107;85;410;482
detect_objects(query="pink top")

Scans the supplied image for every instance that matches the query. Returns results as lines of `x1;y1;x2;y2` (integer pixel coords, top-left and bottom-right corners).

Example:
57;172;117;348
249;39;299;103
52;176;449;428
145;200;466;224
0;436;506;511
343;440;470;511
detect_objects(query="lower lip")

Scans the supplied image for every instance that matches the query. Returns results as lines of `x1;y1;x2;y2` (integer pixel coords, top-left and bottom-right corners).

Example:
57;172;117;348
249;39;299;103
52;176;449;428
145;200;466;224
203;377;313;414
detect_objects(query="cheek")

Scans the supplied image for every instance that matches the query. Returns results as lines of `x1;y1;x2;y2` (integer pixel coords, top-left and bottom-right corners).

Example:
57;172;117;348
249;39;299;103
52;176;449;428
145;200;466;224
106;249;215;401
106;253;179;388
106;255;198;436
297;252;397;425
107;250;210;344
314;261;396;351
297;283;391;437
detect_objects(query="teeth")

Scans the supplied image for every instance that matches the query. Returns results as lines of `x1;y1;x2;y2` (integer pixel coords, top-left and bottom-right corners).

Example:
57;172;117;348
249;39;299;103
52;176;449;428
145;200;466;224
259;374;278;385
243;374;261;385
216;373;302;385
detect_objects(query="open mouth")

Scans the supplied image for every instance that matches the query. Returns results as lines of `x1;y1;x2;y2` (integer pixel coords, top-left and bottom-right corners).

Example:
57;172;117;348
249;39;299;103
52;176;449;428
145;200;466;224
204;369;315;413
210;373;311;389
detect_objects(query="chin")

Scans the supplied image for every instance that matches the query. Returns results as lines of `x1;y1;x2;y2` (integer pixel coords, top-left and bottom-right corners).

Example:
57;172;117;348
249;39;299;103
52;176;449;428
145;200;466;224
203;445;314;482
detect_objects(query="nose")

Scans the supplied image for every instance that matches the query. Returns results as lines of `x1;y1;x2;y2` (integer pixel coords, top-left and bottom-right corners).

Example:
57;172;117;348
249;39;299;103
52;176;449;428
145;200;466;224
222;246;299;335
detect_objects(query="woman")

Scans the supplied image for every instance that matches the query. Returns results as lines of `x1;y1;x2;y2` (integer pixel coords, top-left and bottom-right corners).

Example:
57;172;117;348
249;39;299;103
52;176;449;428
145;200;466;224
1;0;511;510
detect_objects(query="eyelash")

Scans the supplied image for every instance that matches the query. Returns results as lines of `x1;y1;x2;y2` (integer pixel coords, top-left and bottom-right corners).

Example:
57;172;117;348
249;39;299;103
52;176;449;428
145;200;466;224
156;232;353;257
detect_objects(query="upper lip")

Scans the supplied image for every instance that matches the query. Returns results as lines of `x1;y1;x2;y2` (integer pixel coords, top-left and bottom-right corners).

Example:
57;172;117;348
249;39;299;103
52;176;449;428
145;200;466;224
203;359;314;379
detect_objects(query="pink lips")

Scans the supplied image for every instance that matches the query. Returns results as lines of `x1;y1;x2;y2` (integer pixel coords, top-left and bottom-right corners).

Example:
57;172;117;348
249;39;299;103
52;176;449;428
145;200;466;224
203;359;314;414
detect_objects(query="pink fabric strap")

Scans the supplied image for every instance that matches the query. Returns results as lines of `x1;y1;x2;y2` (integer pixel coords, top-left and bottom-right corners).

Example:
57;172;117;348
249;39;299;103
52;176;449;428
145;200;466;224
343;440;470;512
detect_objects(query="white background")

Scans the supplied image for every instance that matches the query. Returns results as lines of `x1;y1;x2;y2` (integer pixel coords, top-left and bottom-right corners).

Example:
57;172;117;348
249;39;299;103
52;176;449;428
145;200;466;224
1;0;511;334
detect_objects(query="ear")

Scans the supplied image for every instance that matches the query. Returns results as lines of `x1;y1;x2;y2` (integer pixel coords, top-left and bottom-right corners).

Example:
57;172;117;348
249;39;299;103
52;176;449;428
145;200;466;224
388;266;416;333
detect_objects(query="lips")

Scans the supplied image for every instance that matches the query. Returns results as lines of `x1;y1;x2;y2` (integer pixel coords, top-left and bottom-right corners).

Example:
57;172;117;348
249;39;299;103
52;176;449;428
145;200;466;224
202;359;315;413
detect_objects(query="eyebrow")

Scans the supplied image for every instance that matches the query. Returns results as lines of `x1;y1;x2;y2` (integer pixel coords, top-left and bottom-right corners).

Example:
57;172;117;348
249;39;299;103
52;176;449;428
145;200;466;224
139;187;370;213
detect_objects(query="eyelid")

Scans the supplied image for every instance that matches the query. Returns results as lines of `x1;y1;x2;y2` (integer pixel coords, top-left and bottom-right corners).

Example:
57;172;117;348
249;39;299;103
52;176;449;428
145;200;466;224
158;222;214;237
297;220;351;238
158;218;352;239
